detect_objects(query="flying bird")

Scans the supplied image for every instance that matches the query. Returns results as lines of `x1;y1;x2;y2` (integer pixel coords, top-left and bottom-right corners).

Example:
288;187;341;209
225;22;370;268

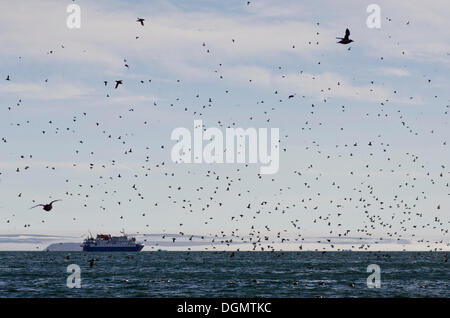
137;18;145;26
115;80;123;89
337;28;353;44
30;200;61;211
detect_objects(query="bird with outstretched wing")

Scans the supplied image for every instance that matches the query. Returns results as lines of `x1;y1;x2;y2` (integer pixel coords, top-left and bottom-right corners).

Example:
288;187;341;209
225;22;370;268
30;200;61;211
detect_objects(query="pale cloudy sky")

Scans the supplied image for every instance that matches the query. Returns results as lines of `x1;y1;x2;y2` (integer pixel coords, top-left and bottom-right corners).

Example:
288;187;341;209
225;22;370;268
0;0;448;250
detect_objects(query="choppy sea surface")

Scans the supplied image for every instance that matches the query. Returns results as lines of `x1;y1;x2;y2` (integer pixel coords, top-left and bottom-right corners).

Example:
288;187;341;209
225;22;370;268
0;251;448;298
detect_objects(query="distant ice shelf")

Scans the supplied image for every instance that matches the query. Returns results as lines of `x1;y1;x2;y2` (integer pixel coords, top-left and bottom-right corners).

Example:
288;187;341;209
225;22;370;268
44;242;82;251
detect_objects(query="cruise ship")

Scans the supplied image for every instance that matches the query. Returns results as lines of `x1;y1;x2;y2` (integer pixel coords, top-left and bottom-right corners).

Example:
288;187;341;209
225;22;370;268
82;232;144;252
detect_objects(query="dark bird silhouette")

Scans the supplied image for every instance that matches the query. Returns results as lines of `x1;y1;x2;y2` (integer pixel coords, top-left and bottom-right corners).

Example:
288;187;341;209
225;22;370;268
137;18;145;26
115;80;123;89
337;28;353;44
89;258;98;268
30;200;61;211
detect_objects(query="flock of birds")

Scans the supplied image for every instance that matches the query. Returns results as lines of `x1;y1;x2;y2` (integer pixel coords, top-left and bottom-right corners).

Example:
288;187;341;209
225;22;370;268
1;5;449;264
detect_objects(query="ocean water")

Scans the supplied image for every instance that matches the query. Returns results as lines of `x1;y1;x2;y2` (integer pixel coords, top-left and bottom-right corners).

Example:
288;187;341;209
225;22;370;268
0;251;448;298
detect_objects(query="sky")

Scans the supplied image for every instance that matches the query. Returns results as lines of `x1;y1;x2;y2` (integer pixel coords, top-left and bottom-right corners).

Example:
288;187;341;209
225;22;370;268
0;0;449;251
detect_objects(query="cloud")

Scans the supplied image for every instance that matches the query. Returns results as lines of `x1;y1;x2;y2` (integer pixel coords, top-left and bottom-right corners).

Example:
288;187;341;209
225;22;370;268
221;66;408;103
107;95;160;104
0;160;138;172
0;1;334;68
345;0;450;65
0;82;91;100
0;0;439;104
377;67;411;77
